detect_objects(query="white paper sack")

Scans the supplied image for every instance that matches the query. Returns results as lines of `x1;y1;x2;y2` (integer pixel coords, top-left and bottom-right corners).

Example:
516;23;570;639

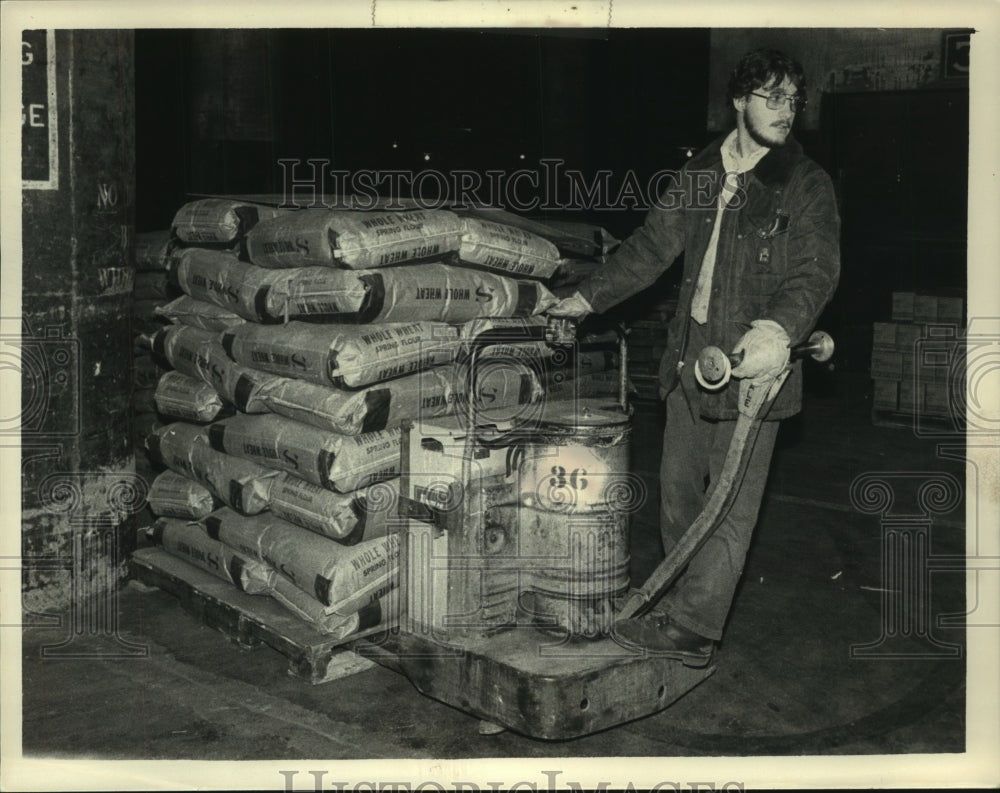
208;414;402;493
151;326;271;413
258;376;373;434
245;208;464;270
265;263;556;324
134;230;174;271
273;365;524;432
154;295;247;331
269;475;398;542
222;320;462;389
460;361;544;411
146;422;278;515
197;341;273;414
333;321;462;387
371;263;557;323
202;507;400;613
172;198;291;244
188;441;279;515
147;470;218;519
261;364;541;434
456;217;562;280
220;321;340;385
168;246;289;322
147;517;275;595
327;427;403;492
270;576;393;637
154;371;229;423
263;266;370;322
151;324;216;380
145;422;208;479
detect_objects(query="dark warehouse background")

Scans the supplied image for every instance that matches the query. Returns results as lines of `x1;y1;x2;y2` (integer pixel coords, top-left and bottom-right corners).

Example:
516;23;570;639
15;21;989;775
133;27;969;375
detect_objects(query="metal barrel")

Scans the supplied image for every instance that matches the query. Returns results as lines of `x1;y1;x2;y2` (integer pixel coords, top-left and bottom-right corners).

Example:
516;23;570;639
504;399;634;638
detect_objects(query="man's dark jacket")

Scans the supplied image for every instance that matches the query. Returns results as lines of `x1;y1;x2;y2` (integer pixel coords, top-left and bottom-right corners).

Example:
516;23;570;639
576;133;841;420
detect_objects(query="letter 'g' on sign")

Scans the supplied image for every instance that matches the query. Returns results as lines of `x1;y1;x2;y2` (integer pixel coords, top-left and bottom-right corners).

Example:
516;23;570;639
22;29;58;189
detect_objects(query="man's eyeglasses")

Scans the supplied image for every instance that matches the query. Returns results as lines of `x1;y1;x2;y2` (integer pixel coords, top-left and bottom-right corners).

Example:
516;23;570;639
749;91;807;113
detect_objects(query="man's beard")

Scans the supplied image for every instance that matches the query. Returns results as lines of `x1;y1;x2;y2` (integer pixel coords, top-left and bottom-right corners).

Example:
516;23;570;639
746;112;790;149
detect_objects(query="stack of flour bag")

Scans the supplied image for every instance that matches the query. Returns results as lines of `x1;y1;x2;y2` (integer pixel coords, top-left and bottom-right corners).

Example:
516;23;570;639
135;198;621;641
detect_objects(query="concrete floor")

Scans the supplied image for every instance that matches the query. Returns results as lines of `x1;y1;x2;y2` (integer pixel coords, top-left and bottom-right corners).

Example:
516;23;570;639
19;371;968;763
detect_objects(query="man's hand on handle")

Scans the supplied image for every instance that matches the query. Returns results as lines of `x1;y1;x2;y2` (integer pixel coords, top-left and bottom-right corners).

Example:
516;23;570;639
547;291;594;321
731;319;790;380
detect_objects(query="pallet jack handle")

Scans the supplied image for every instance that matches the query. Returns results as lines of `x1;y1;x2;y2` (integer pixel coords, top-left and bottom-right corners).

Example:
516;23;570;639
695;330;835;390
615;330;835;622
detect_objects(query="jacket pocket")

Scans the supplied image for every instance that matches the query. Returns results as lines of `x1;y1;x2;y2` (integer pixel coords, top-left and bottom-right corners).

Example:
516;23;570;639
743;210;789;275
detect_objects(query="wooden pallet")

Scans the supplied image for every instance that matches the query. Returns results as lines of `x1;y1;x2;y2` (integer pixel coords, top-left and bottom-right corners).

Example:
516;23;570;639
129;547;378;684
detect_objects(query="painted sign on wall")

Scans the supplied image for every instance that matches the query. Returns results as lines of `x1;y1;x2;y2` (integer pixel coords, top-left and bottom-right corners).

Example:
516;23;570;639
22;29;58;189
942;30;971;79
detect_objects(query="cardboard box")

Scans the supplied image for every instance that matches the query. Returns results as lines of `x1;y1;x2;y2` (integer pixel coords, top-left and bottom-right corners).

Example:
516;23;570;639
872;322;898;349
898;379;923;412
923;382;953;417
892;291;915;322
918;342;954;383
900;351;916;378
872;379;899;410
935;296;965;325
895;323;926;351
912;295;938;323
870;350;903;380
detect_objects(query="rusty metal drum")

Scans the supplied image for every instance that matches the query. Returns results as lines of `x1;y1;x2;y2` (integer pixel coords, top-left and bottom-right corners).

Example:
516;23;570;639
506;398;637;638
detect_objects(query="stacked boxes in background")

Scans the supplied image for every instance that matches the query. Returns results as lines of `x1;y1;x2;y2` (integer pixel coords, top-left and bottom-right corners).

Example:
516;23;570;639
870;291;965;422
623;288;680;402
132;230;179;471
133;197;619;641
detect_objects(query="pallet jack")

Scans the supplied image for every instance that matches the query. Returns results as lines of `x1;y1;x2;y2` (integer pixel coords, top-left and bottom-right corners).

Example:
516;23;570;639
365;318;833;740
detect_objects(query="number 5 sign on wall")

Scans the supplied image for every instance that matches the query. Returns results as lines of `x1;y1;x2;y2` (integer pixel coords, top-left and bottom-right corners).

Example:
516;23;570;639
942;29;971;80
22;29;58;190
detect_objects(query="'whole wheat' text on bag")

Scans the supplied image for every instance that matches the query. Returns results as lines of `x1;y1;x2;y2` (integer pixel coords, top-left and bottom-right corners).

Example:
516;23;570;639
454;217;562;279
221;320;461;387
245;209;464;270
266;262;557;323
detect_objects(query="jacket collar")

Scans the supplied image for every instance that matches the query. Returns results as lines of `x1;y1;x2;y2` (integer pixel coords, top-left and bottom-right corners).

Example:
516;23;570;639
689;130;803;188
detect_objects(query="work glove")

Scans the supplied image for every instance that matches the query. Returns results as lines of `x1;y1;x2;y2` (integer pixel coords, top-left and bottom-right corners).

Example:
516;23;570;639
547;291;594;321
731;319;790;380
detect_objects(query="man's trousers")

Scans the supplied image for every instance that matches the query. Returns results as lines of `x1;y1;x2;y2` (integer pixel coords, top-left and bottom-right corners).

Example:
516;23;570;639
656;338;781;642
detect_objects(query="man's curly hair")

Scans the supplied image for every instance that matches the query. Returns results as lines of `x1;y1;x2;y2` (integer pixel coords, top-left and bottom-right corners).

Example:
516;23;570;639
727;48;807;106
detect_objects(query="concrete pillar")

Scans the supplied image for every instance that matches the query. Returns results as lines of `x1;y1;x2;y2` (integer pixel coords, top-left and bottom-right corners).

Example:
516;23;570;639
20;30;143;631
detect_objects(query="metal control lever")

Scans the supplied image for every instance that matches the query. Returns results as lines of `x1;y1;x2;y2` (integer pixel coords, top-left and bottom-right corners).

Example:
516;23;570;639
543;315;629;413
544;316;578;346
695;330;835;389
